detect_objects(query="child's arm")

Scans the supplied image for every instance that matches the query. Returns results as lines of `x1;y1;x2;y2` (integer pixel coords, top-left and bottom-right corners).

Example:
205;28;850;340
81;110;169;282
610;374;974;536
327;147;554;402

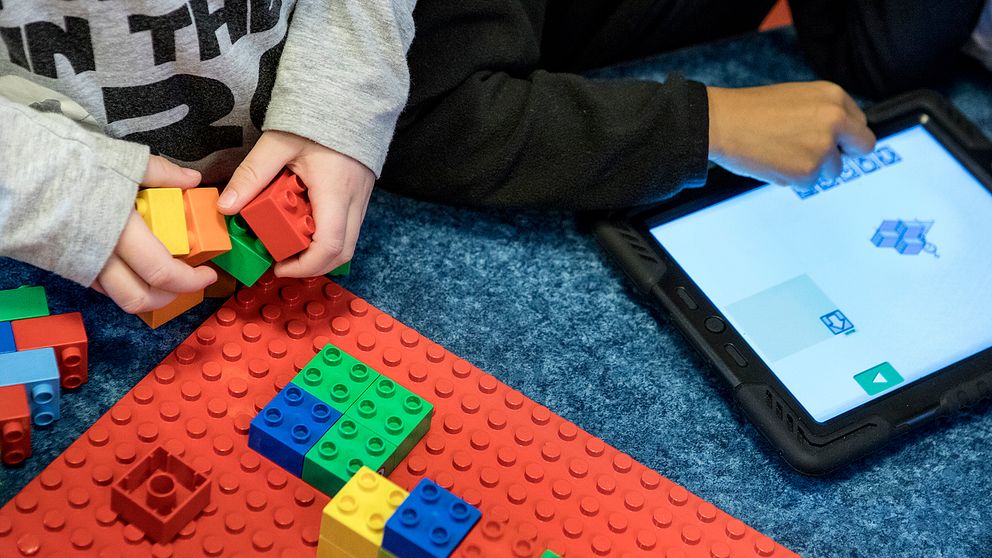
0;96;214;312
217;0;417;278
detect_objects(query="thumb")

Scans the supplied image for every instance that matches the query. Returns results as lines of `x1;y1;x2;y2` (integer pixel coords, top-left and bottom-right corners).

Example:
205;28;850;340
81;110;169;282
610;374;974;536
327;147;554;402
142;155;201;188
217;133;296;215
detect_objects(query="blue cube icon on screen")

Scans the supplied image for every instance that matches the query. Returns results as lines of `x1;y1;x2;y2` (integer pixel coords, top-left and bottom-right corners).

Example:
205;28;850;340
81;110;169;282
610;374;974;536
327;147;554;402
856;155;881;174
839;160;862;182
820;310;854;335
872;219;934;256
875;146;901;166
871;220;901;248
817;176;839;190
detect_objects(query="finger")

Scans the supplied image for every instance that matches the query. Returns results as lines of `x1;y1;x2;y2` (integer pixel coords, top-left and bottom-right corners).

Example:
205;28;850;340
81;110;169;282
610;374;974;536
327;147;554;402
275;182;350;278
820;149;844;181
838;91;869;125
218;133;297;214
90;279;106;296
117;212;217;293
836;115;876;157
97;254;177;313
142;155;201;188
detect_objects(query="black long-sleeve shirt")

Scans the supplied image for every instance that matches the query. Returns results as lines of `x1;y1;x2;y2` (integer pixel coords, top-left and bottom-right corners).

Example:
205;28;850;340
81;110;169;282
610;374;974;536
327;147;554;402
378;0;778;210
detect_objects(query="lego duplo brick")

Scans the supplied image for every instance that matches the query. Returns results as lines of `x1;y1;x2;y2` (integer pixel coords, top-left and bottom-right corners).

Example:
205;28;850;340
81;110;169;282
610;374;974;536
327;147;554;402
211;215;274;286
0;322;14;354
382;478;481;558
110;445;212;543
303;416;397;498
345;376;433;474
138;289;205;329
317;466;407;558
249;383;341;476
329;261;351;277
0;276;798;557
240;169;315;262
180;187;232;267
135;188;190;256
0;348;60;426
11;312;88;389
0;384;31;465
0;286;49;322
293;343;381;414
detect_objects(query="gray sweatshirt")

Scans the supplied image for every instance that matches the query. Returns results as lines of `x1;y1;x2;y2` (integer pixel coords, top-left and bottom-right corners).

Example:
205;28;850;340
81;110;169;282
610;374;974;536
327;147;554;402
0;0;416;286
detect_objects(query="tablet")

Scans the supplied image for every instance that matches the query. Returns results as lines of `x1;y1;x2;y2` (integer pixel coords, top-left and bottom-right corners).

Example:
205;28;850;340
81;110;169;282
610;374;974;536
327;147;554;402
593;90;992;474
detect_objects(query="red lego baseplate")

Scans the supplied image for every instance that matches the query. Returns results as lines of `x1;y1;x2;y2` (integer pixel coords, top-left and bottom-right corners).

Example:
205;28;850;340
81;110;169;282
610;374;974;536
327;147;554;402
0;276;797;557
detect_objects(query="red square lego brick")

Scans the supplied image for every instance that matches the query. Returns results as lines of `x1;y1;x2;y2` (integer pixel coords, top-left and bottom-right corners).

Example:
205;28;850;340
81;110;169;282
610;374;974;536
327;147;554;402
240;169;315;261
110;446;212;543
0;385;31;465
11;312;88;389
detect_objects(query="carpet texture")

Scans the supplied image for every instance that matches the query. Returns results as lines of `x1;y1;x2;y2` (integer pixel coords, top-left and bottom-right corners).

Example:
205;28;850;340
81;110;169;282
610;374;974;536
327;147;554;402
2;28;991;558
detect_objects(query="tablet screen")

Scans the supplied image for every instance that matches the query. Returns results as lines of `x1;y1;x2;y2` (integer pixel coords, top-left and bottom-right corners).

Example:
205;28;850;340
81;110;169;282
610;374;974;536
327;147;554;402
650;124;992;422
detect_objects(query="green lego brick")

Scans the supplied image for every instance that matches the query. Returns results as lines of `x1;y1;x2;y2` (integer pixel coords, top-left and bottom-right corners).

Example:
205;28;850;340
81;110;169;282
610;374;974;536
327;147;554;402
302;416;398;497
0;286;49;322
345;376;433;473
328;261;350;277
292;344;380;414
540;551;562;558
210;216;273;286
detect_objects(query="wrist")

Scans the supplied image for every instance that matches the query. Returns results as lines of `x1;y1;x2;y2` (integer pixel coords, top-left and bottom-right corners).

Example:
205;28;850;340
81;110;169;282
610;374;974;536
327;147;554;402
706;86;728;162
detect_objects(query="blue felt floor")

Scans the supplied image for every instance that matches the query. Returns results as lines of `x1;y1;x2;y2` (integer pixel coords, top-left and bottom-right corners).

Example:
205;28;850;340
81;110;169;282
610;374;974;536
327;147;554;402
3;28;992;558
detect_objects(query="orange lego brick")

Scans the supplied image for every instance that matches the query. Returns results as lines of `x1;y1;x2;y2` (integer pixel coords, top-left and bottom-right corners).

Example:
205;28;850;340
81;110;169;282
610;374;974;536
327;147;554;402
180;188;232;267
137;289;204;329
240;170;315;261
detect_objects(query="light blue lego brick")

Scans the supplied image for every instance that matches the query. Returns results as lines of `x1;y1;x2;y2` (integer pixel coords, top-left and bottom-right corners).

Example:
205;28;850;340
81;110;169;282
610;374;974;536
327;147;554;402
0;347;60;426
0;322;15;354
383;478;481;558
248;383;340;476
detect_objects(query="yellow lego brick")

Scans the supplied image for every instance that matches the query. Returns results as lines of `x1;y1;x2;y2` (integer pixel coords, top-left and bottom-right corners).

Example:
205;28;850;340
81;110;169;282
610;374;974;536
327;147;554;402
316;536;397;558
318;467;407;558
135;188;190;256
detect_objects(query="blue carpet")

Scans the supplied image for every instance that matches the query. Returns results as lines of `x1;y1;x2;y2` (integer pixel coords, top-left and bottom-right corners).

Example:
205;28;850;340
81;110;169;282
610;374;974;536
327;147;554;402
3;28;992;558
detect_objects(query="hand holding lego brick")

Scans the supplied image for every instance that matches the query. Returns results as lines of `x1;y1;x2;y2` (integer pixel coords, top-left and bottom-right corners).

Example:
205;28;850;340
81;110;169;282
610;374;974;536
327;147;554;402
218;130;372;277
91;156;216;315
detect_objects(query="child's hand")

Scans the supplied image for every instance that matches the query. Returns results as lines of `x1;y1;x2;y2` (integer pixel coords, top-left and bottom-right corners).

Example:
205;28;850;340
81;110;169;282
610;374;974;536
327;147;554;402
218;131;374;277
707;81;877;187
91;156;217;313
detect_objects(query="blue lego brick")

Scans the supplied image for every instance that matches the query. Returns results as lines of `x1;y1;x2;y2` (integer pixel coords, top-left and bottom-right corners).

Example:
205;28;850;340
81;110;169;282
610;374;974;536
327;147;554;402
383;478;481;558
248;383;340;476
0;347;60;426
0;322;15;354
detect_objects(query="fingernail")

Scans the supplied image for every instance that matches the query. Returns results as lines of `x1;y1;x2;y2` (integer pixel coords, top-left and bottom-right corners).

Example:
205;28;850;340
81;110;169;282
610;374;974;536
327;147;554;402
218;189;237;209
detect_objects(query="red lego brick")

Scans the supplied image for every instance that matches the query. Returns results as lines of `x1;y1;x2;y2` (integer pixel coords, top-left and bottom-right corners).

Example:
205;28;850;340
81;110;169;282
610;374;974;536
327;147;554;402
11;312;88;389
110;446;211;543
0;385;31;465
0;276;797;557
240;169;315;262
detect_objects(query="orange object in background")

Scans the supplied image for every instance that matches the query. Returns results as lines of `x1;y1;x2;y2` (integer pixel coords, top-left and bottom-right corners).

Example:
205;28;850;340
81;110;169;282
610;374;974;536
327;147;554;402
204;264;238;298
761;0;792;30
138;289;205;329
180;188;232;267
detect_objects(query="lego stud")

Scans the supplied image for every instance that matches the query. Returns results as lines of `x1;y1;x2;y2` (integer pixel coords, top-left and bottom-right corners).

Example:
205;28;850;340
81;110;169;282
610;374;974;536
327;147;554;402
302;367;323;387
356;399;377;419
449;501;473;522
335;494;359;515
321;347;342;367
311;403;333;423
420;483;441;504
383;416;404;436
34;410;56;426
146;473;178;515
375;379;397;399
232;216;251;235
403;395;424;415
367;512;387;533
397;507;422;528
263;407;284;427
330;383;350;404
366;436;387;457
349;364;370;383
338;418;359;440
356;470;379;492
31;383;54;405
62;372;84;389
291;424;312;444
346;458;364;477
430;526;452;547
302;215;316;235
317;440;339;460
3;421;25;444
135;197;149;217
284;386;305;406
61;347;83;368
281;190;300;210
387;489;406;508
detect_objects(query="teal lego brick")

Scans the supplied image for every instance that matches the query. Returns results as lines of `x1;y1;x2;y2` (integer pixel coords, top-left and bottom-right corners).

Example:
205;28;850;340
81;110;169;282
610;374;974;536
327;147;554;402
0;286;49;322
211;216;274;287
0;347;60;426
327;261;350;277
302;416;398;498
345;376;433;473
292;344;380;414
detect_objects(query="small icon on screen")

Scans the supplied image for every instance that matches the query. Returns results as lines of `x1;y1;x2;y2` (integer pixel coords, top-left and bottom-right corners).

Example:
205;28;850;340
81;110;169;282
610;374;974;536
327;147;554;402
820;310;854;335
871;219;938;257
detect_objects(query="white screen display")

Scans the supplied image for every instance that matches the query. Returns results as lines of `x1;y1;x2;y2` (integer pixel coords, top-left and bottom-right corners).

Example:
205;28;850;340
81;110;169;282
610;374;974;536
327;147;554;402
651;125;992;422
